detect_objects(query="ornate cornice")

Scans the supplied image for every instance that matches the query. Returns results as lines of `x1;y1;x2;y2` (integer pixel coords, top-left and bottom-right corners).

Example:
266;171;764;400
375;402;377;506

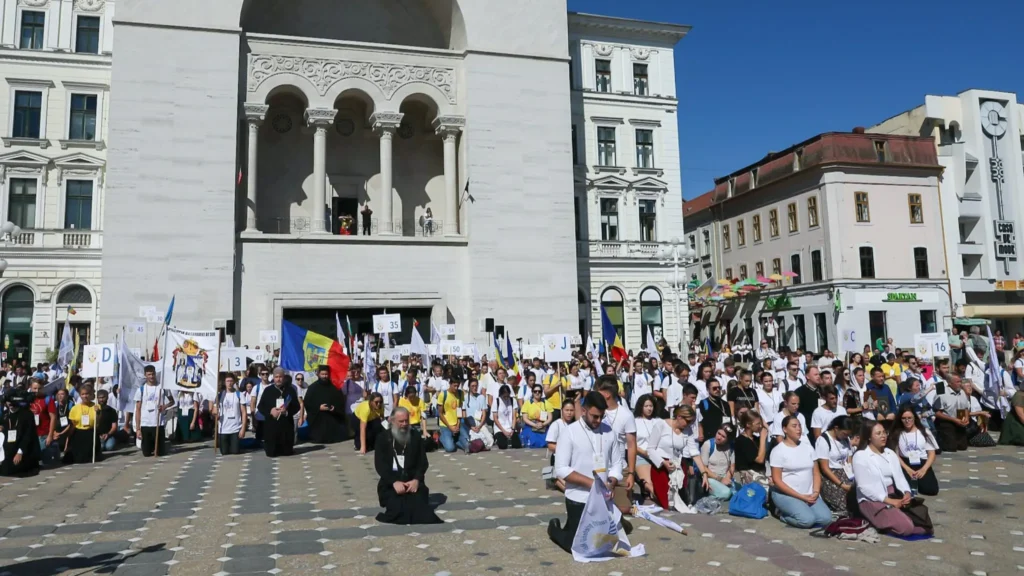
432;115;465;136
73;0;105;12
243;103;270;123
248;55;456;104
371;112;403;132
304;108;337;127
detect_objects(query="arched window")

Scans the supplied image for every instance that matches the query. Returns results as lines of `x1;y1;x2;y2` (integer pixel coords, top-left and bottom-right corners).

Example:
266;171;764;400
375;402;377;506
57;285;92;304
601;288;625;349
640;287;663;347
1;286;34;360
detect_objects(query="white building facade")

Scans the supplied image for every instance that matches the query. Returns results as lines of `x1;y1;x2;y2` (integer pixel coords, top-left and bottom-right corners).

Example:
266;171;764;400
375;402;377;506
569;13;690;352
684;132;952;352
0;0;113;364
870;90;1024;334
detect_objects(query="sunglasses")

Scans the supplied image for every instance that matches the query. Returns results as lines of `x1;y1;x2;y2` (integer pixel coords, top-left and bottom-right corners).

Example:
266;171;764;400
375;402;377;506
710;387;721;392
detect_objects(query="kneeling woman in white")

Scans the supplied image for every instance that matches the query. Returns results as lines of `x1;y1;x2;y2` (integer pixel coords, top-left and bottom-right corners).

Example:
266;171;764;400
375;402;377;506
851;420;930;536
632;393;668;499
769;415;831;528
649;405;710;513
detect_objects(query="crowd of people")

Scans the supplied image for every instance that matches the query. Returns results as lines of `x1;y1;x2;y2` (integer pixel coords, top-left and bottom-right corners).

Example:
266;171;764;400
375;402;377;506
1;329;1022;545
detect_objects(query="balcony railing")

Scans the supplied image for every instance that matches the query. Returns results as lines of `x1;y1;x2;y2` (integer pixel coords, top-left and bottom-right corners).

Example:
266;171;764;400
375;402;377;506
577;240;662;259
262;217;447;238
1;229;102;250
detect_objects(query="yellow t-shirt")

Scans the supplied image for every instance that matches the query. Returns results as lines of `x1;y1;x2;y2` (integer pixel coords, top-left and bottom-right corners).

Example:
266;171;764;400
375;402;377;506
398;397;423;426
69;403;97;430
440;390;462;426
543;374;568;412
522;400;546;422
353;400;383;423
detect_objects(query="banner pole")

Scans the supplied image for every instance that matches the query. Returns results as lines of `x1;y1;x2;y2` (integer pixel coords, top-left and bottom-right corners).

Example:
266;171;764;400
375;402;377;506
215;328;223;455
156;324;169;456
91;401;97;464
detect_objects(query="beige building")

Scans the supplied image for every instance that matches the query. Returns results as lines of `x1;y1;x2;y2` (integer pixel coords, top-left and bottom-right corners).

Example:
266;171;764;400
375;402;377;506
684;131;952;352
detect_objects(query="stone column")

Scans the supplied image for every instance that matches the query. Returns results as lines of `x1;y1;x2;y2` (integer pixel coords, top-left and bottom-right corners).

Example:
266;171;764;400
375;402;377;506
305;108;336;233
433;116;465;236
243;103;269;232
372;112;403;235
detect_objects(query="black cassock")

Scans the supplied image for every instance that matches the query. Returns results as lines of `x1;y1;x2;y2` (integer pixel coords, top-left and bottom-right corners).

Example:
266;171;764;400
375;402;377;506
1;409;41;477
256;383;300;457
303;379;346;444
374;431;443;525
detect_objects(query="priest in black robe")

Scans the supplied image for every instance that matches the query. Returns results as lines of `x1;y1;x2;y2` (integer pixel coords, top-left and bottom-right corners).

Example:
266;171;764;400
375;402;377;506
303;365;347;444
1;389;41;477
374;407;442;525
256;368;301;457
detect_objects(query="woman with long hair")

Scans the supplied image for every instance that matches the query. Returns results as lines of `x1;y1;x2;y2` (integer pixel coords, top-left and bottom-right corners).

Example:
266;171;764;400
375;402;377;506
770;392;806;443
650;405;711;512
632;393;668;501
492;384;522;450
852;420;930;536
769;415;831;528
814;415;855;514
889;406;939;495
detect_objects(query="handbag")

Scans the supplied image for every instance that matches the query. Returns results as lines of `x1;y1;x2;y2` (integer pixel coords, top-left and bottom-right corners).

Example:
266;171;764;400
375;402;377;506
903;498;933;533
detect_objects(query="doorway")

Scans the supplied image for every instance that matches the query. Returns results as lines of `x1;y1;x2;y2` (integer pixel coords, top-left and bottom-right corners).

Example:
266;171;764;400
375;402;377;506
331;197;358;235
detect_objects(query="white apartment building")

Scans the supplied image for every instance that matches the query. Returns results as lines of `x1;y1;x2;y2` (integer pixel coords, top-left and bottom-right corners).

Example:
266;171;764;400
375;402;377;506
0;0;113;364
683;131;952;352
870;90;1024;335
569;13;689;352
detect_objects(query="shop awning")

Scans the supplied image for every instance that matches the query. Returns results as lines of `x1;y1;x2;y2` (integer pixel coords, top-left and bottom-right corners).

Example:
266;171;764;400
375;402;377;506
961;305;1024;318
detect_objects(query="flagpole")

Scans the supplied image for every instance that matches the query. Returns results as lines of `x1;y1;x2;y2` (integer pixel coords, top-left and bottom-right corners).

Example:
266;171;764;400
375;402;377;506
156;323;169;457
215;328;223;455
91;401;97;464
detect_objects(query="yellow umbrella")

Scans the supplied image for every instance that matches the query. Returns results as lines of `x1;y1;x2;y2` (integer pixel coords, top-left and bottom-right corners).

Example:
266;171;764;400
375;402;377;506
769;273;783;281
723;291;738;298
717;278;733;286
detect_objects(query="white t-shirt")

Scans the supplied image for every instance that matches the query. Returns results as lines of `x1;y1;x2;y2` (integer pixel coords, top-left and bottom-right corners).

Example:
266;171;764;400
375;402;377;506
769;412;808;440
634;416;666;453
664;381;684;411
769;440;816;495
545;418;570;445
814;431;851;471
218;390;244;434
372;381;398;417
897;429;935;465
491;397;518;431
810;406;847;432
629;373;654;409
134;385;175;428
602;405;636;468
756;388;783;424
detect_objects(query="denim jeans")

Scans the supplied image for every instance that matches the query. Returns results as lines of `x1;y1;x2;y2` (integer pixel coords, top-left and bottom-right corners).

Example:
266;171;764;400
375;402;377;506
102;437;116;451
770;489;832;528
439;425;468;452
707;478;735;500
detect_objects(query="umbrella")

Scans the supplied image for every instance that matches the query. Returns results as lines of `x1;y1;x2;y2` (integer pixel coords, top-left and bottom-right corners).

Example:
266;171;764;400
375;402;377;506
769;273;783;281
723;291;738;298
782;271;799;278
717;278;733;286
756;275;772;284
733;278;758;288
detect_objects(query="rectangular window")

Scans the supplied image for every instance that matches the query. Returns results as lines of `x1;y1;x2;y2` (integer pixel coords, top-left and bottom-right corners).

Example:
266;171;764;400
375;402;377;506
859;246;875;278
722;224;731;250
755;261;764;278
807;196;819;228
752;214;762;242
795;315;807;351
772;258;781;275
75;15;100;54
702;230;710;255
769;209;779;237
736;219;746;247
725;267;733;280
814;313;828;351
688;234;696;253
638;199;656;242
914;247;929;278
874;140;886;163
8;178;37;229
595;59;611;93
787;202;798;233
571;125;578;165
635;129;654;168
573;196;580;241
790;254;802;285
920;310;937;334
64;180;93;230
597;127;616;166
908;193;923;224
855;192;870;222
19;11;45;50
633;63;649;96
739;264;747;278
777;318;787;348
811;249;823;282
68;94;97;141
600;198;619;241
869;311;888;347
12;91;42;139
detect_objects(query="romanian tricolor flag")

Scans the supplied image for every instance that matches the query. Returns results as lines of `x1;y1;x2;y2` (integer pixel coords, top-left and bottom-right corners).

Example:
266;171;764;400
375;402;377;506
280;320;349;388
601;306;627;363
493;333;507;370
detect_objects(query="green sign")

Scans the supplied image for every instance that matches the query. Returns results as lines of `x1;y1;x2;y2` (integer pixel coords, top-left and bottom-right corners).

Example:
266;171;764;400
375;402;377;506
884;292;919;302
765;296;793;311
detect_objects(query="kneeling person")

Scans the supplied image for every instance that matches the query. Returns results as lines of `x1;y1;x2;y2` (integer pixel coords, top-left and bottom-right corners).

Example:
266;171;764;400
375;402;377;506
374;407;442;525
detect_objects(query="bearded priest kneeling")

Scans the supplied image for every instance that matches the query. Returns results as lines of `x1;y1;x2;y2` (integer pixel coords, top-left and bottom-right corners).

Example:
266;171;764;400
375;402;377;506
374;407;443;525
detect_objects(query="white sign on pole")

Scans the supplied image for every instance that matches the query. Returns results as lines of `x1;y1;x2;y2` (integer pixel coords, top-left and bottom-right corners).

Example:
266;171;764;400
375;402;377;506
523;345;544;360
440;340;464;356
542;334;573;363
81;344;116;378
378;349;402;363
372;314;402;334
570;335;583;346
441;324;456;336
139;306;157;318
259;330;279;345
841;329;857;353
129;347;142;359
146;312;164;324
398;344;411;356
914;333;948;359
128;322;146;334
220;347;246;372
246;348;266;363
427;344;440;355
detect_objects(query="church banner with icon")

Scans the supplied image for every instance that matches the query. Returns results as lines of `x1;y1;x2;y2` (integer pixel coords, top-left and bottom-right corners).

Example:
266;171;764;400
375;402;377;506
161;328;220;399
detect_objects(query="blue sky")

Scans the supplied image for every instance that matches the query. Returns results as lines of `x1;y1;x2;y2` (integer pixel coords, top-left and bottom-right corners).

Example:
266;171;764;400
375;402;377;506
567;0;1024;199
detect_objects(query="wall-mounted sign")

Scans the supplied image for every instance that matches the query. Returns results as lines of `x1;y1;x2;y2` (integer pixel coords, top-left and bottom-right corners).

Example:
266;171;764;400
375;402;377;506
884;292;919;302
764;296;792;311
994;219;1017;261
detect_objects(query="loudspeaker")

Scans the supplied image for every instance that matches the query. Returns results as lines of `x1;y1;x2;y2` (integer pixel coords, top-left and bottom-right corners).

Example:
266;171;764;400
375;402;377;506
495;325;505;339
485;318;495;332
225;319;236;335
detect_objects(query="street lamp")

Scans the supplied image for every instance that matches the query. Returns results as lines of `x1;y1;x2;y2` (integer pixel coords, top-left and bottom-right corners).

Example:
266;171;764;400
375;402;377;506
658;238;697;354
0;221;21;278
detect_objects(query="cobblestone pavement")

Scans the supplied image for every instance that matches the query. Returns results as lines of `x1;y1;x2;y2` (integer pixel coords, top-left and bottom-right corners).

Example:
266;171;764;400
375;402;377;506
0;440;1021;576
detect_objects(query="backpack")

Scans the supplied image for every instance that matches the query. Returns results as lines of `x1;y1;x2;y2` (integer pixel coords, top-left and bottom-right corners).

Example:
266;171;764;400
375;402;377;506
728;482;768;519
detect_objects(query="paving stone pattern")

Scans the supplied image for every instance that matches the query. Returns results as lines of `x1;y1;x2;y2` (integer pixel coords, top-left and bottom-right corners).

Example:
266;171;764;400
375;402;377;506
0;442;1022;575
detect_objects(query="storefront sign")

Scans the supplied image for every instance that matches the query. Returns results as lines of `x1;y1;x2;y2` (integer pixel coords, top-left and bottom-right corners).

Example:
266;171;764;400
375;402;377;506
764;296;792;311
995;219;1017;261
884;292;919;302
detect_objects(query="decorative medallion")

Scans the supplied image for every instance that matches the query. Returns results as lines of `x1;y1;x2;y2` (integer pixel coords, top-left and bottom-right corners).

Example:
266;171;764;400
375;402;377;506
271;114;292;134
249;55;456;104
630;47;651;61
73;0;105;12
19;0;50;7
593;44;614;56
335;118;356;136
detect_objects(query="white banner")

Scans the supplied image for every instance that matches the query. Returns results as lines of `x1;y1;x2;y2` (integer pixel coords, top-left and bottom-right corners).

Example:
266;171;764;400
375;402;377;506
81;344;116;378
914;333;948;359
220;347;246;372
162;328;220;399
373;313;402;334
259;330;280;345
571;474;644;562
543;334;574;363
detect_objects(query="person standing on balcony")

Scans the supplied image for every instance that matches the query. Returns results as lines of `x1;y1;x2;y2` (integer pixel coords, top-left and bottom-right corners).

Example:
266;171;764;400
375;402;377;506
361;203;373;235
